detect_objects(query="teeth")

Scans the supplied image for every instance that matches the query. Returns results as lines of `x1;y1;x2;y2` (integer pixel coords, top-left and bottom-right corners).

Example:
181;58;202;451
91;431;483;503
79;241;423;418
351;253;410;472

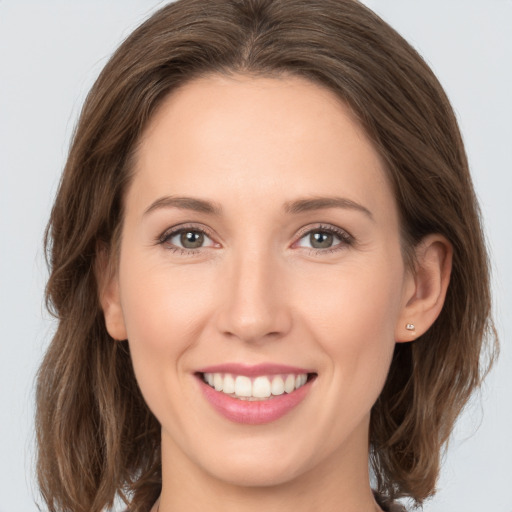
253;376;271;398
234;376;252;397
284;374;295;393
202;372;310;399
223;374;235;394
214;373;223;391
271;376;285;396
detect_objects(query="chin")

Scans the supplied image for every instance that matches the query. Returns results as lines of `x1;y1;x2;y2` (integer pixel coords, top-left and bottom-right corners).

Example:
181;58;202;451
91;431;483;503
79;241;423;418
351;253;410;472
203;455;308;488
179;432;312;488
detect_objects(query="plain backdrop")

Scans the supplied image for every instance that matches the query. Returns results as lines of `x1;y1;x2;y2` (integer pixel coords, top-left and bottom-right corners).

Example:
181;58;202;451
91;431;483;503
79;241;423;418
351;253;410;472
0;1;511;511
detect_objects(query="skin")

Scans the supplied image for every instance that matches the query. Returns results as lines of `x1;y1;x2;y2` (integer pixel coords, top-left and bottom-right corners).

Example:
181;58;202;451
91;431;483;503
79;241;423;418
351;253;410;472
101;74;452;512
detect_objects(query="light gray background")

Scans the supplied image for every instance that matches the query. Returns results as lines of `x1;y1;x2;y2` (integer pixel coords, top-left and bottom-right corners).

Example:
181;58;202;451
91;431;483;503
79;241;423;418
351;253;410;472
1;1;511;511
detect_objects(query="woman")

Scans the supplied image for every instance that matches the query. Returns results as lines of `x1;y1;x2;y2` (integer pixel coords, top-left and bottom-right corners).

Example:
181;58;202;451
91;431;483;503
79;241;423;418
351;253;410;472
35;1;498;511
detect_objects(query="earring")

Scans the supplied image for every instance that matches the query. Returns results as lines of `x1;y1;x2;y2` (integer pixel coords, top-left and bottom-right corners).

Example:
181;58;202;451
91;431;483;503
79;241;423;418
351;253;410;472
405;323;415;331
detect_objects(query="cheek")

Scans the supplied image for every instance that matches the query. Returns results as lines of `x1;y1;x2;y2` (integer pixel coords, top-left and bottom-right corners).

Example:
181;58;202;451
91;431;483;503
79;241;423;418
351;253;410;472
117;256;218;414
297;255;404;388
290;257;404;446
301;255;403;335
120;248;216;342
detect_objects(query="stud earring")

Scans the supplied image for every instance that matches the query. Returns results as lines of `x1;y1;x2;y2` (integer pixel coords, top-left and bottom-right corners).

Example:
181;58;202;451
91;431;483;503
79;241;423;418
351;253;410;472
405;323;415;331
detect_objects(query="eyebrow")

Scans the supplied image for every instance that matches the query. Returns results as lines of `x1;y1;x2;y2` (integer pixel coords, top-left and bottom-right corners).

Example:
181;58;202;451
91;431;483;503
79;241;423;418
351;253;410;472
143;195;373;220
144;196;223;216
284;196;374;220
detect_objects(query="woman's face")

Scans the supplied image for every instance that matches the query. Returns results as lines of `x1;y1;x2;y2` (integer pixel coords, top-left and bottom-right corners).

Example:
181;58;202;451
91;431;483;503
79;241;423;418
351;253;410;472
106;74;415;487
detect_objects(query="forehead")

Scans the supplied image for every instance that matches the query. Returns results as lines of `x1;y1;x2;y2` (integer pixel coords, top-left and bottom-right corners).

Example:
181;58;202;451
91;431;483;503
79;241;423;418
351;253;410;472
129;73;395;221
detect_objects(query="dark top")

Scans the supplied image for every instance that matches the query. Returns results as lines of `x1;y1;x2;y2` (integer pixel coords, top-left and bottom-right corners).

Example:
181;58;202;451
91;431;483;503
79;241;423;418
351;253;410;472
373;490;408;512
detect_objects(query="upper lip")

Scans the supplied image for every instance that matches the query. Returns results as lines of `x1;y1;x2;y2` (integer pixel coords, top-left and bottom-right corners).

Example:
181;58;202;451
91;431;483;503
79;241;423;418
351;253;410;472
195;363;315;377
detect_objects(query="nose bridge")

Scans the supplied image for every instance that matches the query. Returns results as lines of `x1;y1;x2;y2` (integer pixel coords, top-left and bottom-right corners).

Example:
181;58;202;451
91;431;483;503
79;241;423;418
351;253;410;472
217;242;291;343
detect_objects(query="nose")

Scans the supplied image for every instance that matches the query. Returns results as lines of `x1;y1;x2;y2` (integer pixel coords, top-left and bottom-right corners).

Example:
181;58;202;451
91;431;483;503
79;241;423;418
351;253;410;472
215;247;292;344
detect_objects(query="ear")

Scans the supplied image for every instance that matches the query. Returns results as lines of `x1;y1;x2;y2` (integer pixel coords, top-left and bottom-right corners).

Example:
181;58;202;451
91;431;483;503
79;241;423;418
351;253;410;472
96;246;127;341
395;234;453;342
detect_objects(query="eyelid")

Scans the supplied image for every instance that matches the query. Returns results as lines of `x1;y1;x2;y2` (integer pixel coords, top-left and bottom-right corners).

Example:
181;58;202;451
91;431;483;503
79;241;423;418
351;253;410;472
294;223;351;240
292;223;354;252
158;223;219;249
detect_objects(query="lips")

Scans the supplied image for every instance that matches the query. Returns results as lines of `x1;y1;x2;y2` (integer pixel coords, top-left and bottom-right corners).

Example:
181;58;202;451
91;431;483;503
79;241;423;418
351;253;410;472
195;363;316;424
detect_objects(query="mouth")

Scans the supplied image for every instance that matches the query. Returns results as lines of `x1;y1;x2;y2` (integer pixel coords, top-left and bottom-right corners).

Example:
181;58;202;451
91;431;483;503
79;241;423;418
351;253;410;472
198;371;316;401
194;364;317;424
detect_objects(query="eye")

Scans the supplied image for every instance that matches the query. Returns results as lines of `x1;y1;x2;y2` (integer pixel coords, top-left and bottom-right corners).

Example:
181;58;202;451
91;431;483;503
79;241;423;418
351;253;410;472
295;225;353;252
159;225;217;253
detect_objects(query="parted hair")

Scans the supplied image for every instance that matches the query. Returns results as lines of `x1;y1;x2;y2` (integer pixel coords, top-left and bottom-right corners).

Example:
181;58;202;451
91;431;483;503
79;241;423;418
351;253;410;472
36;1;498;511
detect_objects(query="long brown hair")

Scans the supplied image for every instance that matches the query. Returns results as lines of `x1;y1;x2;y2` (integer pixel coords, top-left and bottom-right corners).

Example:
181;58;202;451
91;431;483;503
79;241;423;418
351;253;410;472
36;1;498;511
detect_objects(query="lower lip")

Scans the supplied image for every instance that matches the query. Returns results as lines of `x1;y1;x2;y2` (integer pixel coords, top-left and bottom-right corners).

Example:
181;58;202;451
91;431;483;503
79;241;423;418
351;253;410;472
197;375;314;425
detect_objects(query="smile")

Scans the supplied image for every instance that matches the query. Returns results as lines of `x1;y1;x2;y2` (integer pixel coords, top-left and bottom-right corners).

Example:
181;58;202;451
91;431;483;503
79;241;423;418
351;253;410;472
195;364;316;424
202;372;309;400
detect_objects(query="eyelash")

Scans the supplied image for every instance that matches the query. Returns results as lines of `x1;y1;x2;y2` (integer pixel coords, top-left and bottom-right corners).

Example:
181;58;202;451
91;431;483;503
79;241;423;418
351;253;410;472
157;223;217;257
157;223;354;256
295;224;354;255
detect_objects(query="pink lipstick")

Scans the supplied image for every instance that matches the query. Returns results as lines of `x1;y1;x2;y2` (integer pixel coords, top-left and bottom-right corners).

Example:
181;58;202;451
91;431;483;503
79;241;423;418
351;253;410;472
195;363;316;425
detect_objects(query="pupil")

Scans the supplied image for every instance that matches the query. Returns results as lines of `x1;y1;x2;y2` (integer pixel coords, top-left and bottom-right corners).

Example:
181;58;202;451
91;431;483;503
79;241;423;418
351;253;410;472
181;231;204;248
311;231;333;249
